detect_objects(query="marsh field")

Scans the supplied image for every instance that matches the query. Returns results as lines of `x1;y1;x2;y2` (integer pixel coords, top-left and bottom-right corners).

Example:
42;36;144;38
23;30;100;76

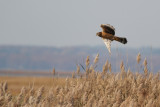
0;54;160;107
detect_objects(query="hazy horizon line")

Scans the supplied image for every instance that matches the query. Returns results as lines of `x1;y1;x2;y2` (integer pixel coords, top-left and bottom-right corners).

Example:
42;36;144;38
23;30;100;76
0;44;158;49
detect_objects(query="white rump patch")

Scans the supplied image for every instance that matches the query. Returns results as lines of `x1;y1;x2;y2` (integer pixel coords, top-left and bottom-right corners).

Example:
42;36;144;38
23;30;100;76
102;38;111;54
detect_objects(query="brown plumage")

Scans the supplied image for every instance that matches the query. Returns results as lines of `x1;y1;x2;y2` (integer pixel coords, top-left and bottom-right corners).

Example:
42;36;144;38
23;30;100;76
96;24;127;54
97;24;127;44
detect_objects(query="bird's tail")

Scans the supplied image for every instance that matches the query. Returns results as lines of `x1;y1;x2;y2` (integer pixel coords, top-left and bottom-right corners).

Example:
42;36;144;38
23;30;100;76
113;36;127;44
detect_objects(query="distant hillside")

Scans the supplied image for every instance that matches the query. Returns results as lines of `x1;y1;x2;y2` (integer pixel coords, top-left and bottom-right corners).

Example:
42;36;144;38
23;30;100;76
0;45;160;72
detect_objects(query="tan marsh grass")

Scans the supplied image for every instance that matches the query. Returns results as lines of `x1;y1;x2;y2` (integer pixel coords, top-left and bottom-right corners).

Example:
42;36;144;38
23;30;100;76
0;53;160;106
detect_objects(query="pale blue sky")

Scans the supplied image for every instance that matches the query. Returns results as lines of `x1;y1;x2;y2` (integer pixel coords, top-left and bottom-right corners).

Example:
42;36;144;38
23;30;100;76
0;0;160;48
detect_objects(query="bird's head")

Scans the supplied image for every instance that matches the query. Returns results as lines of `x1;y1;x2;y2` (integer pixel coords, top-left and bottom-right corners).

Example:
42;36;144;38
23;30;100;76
96;32;102;37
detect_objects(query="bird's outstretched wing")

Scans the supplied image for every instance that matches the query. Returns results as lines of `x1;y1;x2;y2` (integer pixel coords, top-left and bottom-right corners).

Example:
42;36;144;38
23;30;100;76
101;24;115;35
102;38;111;54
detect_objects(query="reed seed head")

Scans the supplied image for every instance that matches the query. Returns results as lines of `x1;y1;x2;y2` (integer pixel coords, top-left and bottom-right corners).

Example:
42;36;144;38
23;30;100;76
94;53;99;64
86;56;90;67
76;65;80;75
143;58;147;67
137;53;141;64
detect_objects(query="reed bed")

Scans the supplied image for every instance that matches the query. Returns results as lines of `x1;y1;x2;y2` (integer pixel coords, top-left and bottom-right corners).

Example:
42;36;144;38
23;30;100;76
0;53;160;107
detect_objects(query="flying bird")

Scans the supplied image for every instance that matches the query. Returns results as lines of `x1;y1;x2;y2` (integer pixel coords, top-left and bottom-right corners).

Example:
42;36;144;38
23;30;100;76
96;24;127;54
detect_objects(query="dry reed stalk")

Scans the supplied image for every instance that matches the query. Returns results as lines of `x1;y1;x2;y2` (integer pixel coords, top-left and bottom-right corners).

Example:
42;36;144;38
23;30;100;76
86;56;90;67
5;93;12;102
2;82;7;93
16;86;26;106
0;83;3;96
0;96;4;106
35;86;44;104
120;61;124;70
29;96;35;105
0;82;8;96
136;53;142;72
89;65;96;80
144;66;148;76
137;53;141;64
102;65;106;75
1;53;160;106
94;53;99;64
143;58;147;67
82;92;88;105
72;71;75;78
102;60;109;74
52;68;55;76
76;65;80;75
7;101;15;107
46;88;54;103
29;87;35;97
120;61;125;78
109;63;112;72
116;90;122;104
143;58;148;76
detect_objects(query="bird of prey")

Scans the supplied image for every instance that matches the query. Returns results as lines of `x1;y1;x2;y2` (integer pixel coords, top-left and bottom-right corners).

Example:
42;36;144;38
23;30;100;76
96;24;127;54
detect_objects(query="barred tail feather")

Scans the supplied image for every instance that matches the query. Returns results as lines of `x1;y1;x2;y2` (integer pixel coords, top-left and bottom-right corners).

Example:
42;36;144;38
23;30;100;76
113;36;127;44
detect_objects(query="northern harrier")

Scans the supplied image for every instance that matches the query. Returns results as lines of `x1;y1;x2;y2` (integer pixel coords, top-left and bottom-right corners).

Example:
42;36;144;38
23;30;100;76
96;24;127;54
